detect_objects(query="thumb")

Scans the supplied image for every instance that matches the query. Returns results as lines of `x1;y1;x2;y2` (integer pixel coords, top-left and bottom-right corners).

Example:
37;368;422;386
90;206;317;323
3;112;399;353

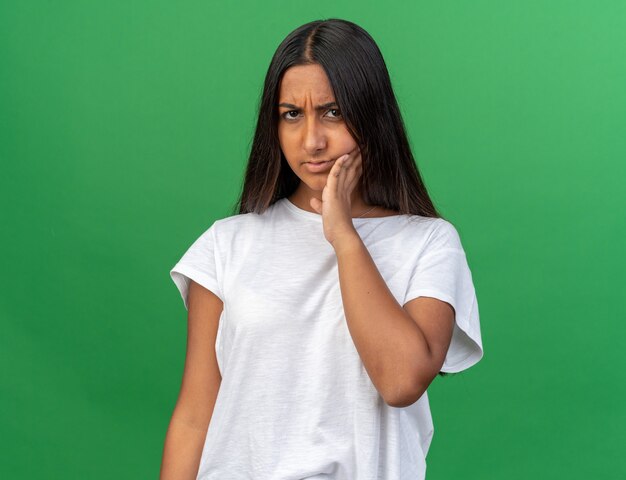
310;196;323;214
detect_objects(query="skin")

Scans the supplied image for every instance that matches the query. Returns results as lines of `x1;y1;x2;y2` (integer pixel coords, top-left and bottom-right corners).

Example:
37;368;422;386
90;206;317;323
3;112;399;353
278;64;400;244
277;64;455;406
160;63;456;475
160;280;223;478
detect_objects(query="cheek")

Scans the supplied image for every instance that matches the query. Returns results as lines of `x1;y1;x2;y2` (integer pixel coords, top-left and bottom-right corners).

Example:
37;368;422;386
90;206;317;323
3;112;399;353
277;132;298;169
331;125;357;147
277;126;296;152
334;135;358;155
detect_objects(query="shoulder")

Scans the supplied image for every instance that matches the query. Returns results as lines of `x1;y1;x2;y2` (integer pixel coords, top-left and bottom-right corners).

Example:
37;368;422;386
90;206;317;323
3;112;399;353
398;216;464;257
213;213;250;230
208;211;272;247
422;217;465;254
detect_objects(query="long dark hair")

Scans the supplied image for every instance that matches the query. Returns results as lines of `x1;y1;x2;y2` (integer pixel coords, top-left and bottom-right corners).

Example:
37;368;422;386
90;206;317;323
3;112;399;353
232;18;442;221
233;18;455;378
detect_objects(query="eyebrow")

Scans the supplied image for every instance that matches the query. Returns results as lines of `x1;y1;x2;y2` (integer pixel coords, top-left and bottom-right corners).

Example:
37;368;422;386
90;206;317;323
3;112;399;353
277;101;338;111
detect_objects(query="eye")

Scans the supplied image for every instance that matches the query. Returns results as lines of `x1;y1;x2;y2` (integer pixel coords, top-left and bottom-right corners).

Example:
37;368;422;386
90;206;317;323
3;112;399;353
282;110;300;120
280;108;343;121
326;108;342;119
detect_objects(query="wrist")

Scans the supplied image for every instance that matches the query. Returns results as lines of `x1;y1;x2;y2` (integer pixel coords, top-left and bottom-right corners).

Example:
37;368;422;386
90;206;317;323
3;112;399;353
331;231;363;256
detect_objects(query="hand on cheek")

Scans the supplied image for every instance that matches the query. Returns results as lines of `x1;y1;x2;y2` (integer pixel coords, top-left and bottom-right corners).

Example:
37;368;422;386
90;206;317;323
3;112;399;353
309;148;363;248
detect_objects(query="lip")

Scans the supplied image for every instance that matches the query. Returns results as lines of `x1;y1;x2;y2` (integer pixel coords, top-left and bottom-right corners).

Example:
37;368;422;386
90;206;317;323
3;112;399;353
304;159;335;173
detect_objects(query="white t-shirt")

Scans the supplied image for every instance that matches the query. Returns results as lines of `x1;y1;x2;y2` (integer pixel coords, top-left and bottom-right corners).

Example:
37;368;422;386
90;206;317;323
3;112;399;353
170;197;483;480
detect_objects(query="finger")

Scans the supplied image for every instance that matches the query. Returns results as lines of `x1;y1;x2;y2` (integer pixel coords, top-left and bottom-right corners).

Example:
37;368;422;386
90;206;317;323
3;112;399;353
343;149;361;179
345;158;362;193
337;156;356;192
327;153;347;194
337;155;350;192
335;154;349;177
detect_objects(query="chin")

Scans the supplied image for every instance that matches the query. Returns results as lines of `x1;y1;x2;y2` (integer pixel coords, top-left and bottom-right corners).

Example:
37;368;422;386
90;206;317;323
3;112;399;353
303;178;327;192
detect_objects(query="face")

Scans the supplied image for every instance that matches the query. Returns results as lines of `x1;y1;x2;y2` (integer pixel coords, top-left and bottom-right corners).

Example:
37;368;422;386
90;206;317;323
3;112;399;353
277;63;360;195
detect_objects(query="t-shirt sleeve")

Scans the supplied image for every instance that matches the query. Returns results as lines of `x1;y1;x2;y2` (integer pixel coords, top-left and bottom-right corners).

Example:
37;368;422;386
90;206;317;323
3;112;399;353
403;218;484;373
170;222;224;310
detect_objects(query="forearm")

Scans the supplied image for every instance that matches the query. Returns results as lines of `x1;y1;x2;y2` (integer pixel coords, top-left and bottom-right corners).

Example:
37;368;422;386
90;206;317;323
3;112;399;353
159;412;209;479
334;234;432;405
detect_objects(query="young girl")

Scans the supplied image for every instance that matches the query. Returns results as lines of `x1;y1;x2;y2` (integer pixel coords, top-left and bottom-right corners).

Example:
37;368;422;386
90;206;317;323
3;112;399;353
161;18;484;480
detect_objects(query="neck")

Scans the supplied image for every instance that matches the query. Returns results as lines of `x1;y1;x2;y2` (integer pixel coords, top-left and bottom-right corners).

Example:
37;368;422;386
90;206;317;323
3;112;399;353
288;185;373;217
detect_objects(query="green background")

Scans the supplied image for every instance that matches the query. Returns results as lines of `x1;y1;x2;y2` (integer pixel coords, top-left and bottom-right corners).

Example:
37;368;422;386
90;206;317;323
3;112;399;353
1;1;624;478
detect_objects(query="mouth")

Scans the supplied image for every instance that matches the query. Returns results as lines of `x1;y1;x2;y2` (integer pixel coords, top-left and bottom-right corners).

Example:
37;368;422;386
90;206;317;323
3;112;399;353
303;159;335;173
307;160;333;164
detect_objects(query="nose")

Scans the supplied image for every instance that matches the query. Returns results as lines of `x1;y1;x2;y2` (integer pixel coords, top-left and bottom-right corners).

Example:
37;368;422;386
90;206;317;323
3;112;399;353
302;115;327;155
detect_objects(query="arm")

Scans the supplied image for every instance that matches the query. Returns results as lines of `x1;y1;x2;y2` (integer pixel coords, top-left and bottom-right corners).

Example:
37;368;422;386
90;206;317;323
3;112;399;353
334;236;455;408
160;280;223;480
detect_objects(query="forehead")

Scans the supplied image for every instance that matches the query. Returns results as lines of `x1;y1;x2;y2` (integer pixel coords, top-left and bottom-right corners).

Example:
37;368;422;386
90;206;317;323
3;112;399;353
278;64;335;101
